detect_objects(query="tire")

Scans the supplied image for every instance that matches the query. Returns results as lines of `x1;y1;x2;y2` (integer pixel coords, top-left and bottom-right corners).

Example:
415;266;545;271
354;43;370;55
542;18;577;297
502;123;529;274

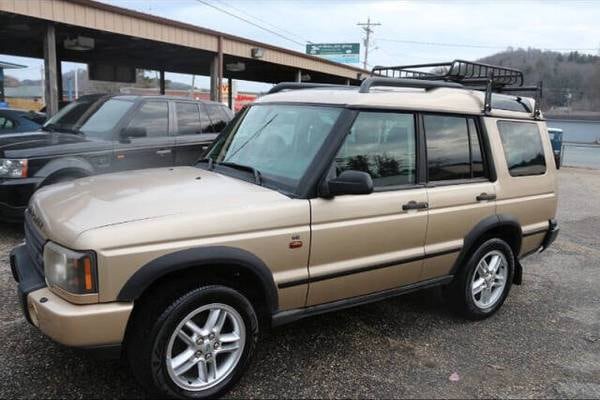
127;285;259;399
449;238;515;320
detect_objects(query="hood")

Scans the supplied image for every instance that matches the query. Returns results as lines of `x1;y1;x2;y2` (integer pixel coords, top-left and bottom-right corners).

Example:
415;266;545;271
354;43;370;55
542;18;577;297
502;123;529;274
0;131;91;157
31;166;292;245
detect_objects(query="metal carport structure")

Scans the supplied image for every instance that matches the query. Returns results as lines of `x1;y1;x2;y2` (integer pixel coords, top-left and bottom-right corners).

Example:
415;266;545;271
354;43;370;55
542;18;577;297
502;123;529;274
0;0;368;116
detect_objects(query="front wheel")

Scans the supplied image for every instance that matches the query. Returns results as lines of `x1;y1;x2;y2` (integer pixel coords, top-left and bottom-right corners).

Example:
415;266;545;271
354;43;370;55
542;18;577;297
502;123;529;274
449;238;515;320
127;285;258;399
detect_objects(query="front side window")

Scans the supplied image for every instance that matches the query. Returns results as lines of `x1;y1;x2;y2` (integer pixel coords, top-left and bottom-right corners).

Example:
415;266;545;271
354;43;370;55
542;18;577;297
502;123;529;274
175;102;201;135
498;121;546;176
125;101;169;138
425;115;486;181
79;99;135;140
206;104;231;132
335;111;416;187
207;104;342;192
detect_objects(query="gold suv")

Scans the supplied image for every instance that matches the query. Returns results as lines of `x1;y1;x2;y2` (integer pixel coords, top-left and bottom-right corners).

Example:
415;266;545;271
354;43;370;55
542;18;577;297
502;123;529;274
11;61;559;399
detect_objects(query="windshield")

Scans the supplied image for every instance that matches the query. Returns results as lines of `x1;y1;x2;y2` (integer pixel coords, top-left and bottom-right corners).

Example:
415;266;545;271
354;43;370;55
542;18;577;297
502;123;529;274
43;96;134;139
206;104;342;193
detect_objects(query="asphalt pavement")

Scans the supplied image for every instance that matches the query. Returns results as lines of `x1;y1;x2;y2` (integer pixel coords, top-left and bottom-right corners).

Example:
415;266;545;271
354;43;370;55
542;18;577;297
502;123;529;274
0;167;598;399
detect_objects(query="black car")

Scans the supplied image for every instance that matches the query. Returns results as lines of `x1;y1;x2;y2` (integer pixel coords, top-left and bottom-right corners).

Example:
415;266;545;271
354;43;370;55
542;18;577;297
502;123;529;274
0;94;232;222
0;109;46;134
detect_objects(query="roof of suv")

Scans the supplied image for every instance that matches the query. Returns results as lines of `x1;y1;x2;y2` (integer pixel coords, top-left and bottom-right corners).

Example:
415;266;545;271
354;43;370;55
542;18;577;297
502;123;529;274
256;86;538;119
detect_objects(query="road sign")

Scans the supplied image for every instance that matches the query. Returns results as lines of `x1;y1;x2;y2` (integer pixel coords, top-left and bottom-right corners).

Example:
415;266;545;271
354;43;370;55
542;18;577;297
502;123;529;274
306;43;360;64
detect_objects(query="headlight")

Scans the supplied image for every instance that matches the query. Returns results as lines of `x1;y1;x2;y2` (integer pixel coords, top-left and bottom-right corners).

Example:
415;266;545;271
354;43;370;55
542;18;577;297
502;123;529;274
43;242;97;294
0;158;28;178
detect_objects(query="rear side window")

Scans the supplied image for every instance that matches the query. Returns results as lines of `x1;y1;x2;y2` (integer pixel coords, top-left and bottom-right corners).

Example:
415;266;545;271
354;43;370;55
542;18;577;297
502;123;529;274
175;102;201;135
424;115;485;181
0;116;15;129
498;121;546;176
336;111;416;187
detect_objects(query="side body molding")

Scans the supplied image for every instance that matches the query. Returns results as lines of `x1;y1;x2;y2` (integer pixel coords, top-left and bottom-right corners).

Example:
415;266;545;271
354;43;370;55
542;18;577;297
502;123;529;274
116;246;279;312
451;214;523;276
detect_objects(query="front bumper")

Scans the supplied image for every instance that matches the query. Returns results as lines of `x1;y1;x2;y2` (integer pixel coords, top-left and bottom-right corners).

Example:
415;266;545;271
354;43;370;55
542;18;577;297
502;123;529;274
11;244;133;347
0;177;43;222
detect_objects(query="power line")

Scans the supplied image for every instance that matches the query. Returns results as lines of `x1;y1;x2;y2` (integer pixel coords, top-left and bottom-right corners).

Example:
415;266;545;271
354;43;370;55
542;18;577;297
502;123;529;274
358;17;381;70
194;0;306;47
378;38;598;52
215;0;314;45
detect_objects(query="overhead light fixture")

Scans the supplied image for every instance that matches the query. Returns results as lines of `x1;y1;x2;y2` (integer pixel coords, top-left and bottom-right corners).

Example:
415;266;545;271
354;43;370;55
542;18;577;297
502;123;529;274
64;36;95;51
251;47;264;59
226;62;246;72
301;73;311;81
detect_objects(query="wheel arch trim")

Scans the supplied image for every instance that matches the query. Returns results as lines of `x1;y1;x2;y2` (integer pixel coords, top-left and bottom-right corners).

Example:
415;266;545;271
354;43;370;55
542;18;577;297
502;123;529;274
451;214;522;275
116;246;279;312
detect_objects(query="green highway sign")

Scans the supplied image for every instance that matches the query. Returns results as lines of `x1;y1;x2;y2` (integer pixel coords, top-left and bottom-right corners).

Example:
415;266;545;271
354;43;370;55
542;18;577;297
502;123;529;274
306;43;360;64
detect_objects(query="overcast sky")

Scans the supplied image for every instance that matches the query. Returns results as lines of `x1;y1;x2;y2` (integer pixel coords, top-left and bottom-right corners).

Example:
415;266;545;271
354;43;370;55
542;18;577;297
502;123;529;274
3;0;600;91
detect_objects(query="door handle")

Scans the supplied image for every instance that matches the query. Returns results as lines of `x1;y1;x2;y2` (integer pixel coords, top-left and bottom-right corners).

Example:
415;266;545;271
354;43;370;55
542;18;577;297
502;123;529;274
402;200;429;211
156;149;172;156
476;193;496;201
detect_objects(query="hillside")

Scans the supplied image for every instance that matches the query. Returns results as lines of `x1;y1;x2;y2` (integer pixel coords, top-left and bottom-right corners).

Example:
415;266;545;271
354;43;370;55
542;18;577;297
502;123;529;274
478;48;600;113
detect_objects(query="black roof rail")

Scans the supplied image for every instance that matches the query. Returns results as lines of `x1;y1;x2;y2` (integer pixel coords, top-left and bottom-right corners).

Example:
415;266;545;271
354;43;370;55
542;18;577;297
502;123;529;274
371;60;543;119
359;77;462;93
267;82;351;94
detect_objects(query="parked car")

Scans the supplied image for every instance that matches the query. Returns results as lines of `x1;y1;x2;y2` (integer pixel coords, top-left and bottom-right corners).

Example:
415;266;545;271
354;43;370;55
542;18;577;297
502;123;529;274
0;109;46;134
548;127;563;168
0;94;232;221
11;61;559;399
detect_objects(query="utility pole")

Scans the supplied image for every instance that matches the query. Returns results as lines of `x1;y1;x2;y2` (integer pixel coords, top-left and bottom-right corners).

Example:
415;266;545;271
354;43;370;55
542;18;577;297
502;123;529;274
357;17;381;70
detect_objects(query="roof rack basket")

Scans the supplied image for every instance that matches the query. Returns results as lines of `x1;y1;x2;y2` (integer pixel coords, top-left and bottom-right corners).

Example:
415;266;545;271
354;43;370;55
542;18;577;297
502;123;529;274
371;59;543;119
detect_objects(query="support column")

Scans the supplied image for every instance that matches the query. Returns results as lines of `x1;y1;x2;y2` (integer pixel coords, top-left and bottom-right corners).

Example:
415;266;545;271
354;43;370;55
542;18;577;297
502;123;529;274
0;68;5;103
227;77;233;110
43;24;59;116
295;69;302;82
56;60;63;105
159;70;165;95
210;36;224;102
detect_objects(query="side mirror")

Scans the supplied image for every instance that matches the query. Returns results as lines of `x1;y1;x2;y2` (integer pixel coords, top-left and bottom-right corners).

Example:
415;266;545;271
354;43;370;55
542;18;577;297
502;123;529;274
120;126;146;140
322;170;373;197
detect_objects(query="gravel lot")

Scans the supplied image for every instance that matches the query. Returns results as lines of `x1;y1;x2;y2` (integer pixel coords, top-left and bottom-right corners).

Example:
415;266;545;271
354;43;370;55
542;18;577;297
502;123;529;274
0;167;599;399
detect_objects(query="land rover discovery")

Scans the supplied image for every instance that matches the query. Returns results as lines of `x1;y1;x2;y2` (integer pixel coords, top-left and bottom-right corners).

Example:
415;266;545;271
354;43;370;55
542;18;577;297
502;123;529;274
11;60;559;399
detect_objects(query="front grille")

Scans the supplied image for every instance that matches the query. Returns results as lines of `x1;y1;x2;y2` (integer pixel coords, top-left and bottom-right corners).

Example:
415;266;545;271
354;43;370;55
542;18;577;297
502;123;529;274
24;210;46;276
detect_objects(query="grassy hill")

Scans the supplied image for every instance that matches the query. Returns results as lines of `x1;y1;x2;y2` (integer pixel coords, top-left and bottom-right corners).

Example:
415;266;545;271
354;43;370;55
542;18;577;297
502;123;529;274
478;48;600;113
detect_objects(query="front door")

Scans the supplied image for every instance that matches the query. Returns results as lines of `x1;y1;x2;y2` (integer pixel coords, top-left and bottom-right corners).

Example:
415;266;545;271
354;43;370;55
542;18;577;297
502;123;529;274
114;100;175;170
421;114;497;280
307;110;428;306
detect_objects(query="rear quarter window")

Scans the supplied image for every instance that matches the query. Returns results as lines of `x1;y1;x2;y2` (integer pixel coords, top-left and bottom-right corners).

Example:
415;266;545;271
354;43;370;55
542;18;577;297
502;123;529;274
497;120;546;177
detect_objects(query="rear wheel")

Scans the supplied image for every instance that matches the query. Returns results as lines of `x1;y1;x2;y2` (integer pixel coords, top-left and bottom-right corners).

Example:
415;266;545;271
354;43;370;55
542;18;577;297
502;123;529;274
450;238;515;320
127;285;258;399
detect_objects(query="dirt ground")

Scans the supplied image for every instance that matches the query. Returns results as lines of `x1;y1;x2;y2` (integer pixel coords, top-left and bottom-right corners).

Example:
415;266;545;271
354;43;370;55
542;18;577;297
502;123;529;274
0;167;598;399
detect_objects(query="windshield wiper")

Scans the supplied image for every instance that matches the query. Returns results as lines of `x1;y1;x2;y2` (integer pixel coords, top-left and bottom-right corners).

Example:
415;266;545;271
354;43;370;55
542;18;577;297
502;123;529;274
219;161;262;185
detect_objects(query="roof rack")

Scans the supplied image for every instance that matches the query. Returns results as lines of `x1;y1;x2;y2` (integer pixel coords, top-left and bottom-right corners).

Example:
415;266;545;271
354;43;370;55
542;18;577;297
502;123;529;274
371;59;543;119
267;82;350;94
358;77;462;93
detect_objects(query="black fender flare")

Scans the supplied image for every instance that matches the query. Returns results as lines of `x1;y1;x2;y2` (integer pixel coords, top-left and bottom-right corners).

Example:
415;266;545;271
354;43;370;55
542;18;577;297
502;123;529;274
116;246;279;312
450;214;522;276
35;157;94;186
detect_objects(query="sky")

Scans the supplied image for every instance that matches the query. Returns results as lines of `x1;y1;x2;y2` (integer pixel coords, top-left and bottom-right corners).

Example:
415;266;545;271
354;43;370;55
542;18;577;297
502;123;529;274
2;0;600;92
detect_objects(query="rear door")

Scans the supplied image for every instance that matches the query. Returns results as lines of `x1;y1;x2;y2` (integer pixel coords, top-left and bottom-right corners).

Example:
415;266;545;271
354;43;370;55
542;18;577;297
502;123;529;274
421;114;496;280
173;101;217;165
307;110;428;306
114;100;175;170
